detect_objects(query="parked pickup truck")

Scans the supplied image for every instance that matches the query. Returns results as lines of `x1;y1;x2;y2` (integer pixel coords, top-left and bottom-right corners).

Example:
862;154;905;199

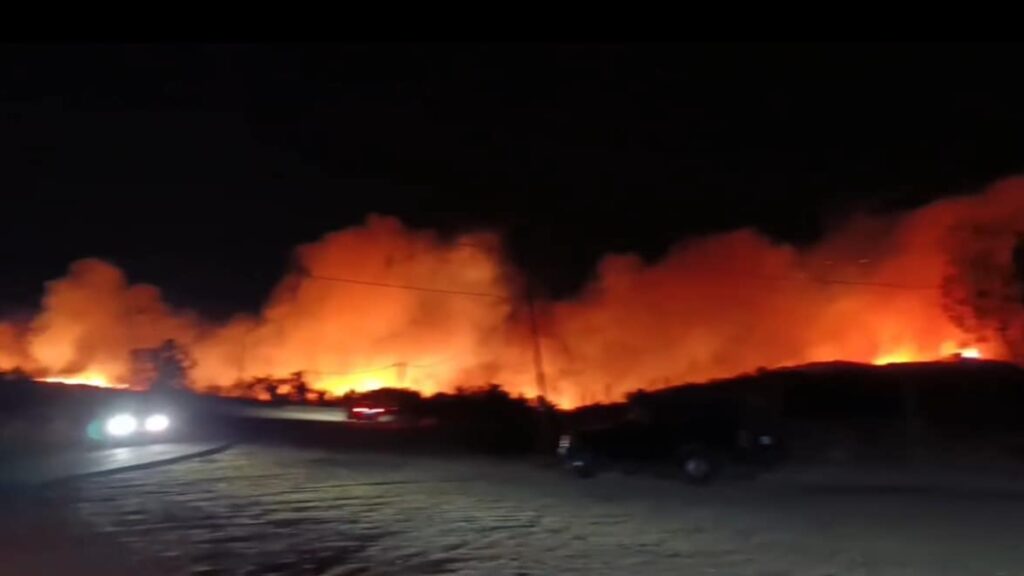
558;395;785;483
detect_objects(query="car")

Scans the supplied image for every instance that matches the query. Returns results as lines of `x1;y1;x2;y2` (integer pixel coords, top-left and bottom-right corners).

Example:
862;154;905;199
87;393;182;445
557;403;785;483
346;404;399;423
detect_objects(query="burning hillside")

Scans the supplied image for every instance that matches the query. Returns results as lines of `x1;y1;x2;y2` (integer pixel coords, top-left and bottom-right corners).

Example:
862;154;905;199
2;178;1024;407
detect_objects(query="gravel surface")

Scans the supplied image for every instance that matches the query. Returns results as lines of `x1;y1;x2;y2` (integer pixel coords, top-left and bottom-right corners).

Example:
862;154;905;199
32;445;1024;575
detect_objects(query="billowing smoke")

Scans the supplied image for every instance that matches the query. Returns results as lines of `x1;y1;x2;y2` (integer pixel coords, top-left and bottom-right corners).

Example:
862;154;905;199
3;179;1024;406
0;322;27;370
190;215;516;397
24;259;199;386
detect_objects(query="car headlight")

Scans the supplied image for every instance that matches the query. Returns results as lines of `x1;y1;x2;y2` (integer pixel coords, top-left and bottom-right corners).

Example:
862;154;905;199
105;414;138;437
144;414;170;433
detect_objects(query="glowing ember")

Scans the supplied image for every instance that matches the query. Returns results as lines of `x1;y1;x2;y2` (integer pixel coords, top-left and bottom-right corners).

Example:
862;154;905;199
872;342;986;365
314;374;395;396
38;373;128;389
872;352;916;366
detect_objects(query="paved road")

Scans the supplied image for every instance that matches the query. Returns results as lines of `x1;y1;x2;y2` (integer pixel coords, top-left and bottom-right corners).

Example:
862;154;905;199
29;445;1024;575
0;442;229;575
0;442;228;487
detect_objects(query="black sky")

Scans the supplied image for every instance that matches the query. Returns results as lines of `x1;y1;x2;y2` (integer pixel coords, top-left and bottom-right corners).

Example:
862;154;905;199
2;43;1023;317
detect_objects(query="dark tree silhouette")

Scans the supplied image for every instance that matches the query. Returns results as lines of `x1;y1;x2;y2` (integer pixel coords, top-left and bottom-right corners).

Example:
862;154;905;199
130;339;195;391
941;225;1024;360
242;371;320;403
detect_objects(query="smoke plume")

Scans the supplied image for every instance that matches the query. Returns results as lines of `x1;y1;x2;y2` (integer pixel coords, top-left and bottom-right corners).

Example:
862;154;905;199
3;179;1024;406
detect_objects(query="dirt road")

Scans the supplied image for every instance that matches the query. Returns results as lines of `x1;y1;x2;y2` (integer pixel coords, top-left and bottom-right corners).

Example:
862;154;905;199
37;446;1024;575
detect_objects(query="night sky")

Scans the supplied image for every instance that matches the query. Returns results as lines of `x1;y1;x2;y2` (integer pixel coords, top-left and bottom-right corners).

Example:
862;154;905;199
2;43;1023;318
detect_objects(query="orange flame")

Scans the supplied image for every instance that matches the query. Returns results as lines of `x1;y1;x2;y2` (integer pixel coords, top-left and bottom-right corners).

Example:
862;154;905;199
38;373;129;389
872;343;984;365
959;347;982;359
2;178;1024;407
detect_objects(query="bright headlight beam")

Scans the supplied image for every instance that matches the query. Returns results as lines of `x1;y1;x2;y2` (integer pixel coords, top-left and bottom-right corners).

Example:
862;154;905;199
105;414;138;437
144;414;170;432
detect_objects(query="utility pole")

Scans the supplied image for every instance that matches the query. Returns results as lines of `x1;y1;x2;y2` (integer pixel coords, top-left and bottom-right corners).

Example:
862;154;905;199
302;241;552;403
526;277;557;455
456;240;549;399
238;333;248;383
526;280;549;400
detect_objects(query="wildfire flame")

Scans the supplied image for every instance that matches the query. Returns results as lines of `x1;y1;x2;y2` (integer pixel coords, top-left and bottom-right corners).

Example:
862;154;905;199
959;347;982;359
3;178;1024;406
873;344;984;365
38;373;129;389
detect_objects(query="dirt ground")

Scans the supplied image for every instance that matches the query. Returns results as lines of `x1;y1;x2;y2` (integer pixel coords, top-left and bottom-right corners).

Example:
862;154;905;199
13;445;1024;575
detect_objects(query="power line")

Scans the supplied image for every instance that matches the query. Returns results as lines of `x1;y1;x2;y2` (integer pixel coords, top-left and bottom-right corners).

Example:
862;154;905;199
302;272;509;300
304;358;452;377
406;358;452;368
688;264;942;291
305;363;400;377
807;277;940;291
755;273;940;291
303;269;939;301
304;264;942;297
734;272;939;291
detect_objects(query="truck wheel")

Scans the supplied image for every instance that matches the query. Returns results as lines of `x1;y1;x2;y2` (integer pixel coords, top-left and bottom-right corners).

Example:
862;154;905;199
568;452;598;478
678;451;717;484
